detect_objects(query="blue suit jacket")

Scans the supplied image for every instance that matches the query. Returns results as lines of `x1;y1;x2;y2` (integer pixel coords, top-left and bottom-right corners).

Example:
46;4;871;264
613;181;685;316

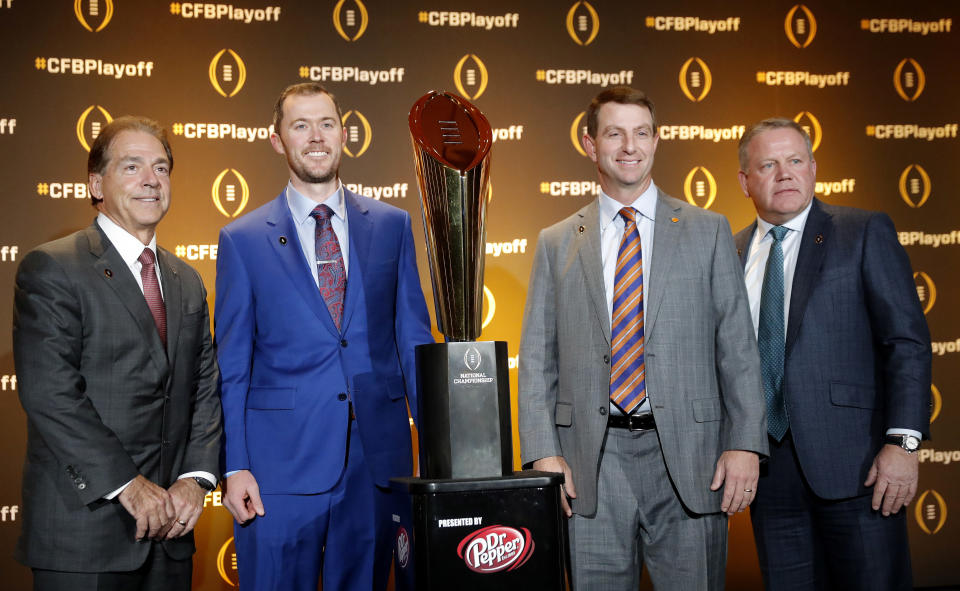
734;199;931;499
215;189;433;493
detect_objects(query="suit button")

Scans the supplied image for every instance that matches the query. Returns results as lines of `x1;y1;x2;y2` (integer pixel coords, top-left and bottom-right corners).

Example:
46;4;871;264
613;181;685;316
78;483;86;490
338;393;347;401
599;407;607;415
340;339;348;348
603;355;610;364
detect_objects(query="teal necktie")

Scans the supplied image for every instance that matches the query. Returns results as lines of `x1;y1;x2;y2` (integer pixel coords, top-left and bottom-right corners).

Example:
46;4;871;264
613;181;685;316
759;226;788;441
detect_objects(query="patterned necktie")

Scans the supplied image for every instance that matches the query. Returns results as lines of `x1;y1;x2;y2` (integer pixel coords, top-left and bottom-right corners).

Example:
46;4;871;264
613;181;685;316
138;248;166;345
758;225;789;441
610;207;646;415
310;204;346;330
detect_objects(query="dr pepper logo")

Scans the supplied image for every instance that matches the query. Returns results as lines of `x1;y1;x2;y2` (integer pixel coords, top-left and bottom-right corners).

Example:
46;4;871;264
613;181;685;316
457;525;535;573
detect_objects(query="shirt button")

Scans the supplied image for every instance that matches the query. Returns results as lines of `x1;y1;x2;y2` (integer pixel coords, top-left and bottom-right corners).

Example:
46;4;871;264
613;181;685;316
338;393;347;401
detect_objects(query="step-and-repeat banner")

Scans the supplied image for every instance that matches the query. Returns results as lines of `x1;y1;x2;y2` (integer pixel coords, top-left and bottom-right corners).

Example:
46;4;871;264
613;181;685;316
0;1;956;588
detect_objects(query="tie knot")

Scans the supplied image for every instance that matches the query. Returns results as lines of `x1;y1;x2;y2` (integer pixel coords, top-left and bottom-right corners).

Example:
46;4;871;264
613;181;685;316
768;226;788;242
619;207;637;226
138;248;156;266
310;204;334;222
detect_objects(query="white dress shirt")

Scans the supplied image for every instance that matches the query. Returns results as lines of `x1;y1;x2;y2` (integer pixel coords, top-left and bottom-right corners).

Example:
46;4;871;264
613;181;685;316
97;213;217;498
599;182;658;415
742;203;918;439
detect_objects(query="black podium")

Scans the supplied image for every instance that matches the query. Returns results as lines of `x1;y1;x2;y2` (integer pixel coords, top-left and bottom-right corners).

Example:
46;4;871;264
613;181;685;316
390;471;568;590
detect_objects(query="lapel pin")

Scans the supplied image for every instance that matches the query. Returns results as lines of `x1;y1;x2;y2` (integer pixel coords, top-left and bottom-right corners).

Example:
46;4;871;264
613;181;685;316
737;248;742;257
279;236;287;245
104;269;113;277
815;233;823;244
671;217;679;223
578;225;585;234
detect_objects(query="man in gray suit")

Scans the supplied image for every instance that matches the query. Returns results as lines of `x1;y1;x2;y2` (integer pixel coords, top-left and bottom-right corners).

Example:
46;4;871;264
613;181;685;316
519;87;767;589
13;116;222;590
734;118;930;590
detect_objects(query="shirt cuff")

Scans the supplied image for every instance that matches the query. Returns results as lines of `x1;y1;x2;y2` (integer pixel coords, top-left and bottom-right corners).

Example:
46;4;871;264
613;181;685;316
885;428;922;440
178;471;218;488
103;478;134;500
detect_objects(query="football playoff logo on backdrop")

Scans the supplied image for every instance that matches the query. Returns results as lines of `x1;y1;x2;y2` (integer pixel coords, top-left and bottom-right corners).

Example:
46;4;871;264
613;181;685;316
570;111;587;156
483;285;495;330
74;0;113;32
217;536;238;586
679;57;712;102
793;111;822;152
333;0;368;42
566;1;599;46
76;105;113;151
209;49;247;97
785;4;816;48
454;55;489;100
914;490;947;535
899;164;931;208
683;166;717;209
212;169;250;218
893;58;926;102
930;384;942;423
913;271;936;315
341;110;371;158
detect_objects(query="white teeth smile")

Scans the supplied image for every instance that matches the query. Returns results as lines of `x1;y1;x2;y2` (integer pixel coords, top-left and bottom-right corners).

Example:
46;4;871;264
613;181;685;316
306;151;328;157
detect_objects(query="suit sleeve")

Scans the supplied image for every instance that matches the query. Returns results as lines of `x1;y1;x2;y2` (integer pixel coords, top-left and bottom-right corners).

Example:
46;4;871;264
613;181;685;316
709;216;768;456
518;230;562;465
393;212;434;428
861;213;932;437
13;250;139;504
181;271;223;477
214;228;256;473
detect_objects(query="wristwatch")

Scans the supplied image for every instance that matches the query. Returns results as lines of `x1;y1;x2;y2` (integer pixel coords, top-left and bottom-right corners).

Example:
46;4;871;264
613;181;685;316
193;476;217;491
885;434;921;454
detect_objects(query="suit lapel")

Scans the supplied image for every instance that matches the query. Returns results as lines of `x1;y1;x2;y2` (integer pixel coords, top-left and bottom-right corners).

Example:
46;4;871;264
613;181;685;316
341;190;371;333
86;224;169;373
735;221;758;268
785;199;831;358
157;248;182;369
264;193;341;337
575;202;611;345
645;192;681;340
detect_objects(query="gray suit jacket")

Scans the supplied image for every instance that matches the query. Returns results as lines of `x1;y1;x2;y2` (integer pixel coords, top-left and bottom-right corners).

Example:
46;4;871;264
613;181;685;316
13;222;222;572
519;191;767;516
734;199;931;499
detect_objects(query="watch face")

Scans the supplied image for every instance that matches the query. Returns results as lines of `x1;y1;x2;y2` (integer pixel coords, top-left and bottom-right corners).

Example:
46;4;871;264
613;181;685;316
906;437;920;451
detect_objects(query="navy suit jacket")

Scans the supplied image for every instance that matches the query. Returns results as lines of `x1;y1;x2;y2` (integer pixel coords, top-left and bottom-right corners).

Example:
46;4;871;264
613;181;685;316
734;199;931;500
215;189;433;493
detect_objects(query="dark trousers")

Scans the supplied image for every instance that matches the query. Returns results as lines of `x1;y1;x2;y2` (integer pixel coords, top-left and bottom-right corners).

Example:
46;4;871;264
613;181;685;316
33;543;191;591
750;433;912;591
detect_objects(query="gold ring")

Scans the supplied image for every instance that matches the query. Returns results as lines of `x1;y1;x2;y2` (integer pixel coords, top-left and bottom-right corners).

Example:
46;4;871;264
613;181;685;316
744;489;753;493
177;519;187;526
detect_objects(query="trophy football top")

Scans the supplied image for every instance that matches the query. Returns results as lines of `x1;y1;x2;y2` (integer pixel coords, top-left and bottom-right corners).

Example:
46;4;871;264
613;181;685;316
409;91;492;173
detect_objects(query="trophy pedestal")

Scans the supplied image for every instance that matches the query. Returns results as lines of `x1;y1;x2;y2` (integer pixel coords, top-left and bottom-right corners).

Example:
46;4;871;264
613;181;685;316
416;341;512;479
390;471;569;590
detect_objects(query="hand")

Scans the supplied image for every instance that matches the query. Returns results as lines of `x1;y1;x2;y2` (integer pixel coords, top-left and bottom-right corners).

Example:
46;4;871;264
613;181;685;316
710;450;759;515
533;456;577;518
222;470;265;524
165;478;207;539
865;444;919;516
118;475;176;540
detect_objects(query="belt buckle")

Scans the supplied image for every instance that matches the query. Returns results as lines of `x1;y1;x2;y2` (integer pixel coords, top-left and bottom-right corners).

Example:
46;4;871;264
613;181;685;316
627;414;643;431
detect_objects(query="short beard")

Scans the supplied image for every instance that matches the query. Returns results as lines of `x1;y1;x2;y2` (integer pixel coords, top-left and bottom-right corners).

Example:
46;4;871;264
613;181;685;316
293;166;337;185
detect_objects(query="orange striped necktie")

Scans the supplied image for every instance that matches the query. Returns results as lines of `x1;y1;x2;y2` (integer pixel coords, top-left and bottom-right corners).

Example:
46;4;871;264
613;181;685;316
610;207;646;414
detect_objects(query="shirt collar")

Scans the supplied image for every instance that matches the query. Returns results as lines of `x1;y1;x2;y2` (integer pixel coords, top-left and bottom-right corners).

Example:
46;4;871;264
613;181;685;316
285;180;345;224
96;212;158;267
599;182;658;230
755;199;814;240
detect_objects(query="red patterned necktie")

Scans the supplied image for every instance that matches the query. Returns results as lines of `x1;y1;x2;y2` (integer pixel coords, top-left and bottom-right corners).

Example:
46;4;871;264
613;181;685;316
310;204;346;330
610;207;646;414
138;248;167;345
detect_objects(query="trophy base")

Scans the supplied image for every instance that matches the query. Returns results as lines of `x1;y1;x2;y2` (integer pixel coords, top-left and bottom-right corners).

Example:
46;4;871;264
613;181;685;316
416;341;513;479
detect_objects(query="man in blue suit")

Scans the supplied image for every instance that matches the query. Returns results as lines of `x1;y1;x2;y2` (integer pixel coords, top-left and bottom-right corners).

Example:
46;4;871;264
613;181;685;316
734;118;931;590
215;83;434;590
